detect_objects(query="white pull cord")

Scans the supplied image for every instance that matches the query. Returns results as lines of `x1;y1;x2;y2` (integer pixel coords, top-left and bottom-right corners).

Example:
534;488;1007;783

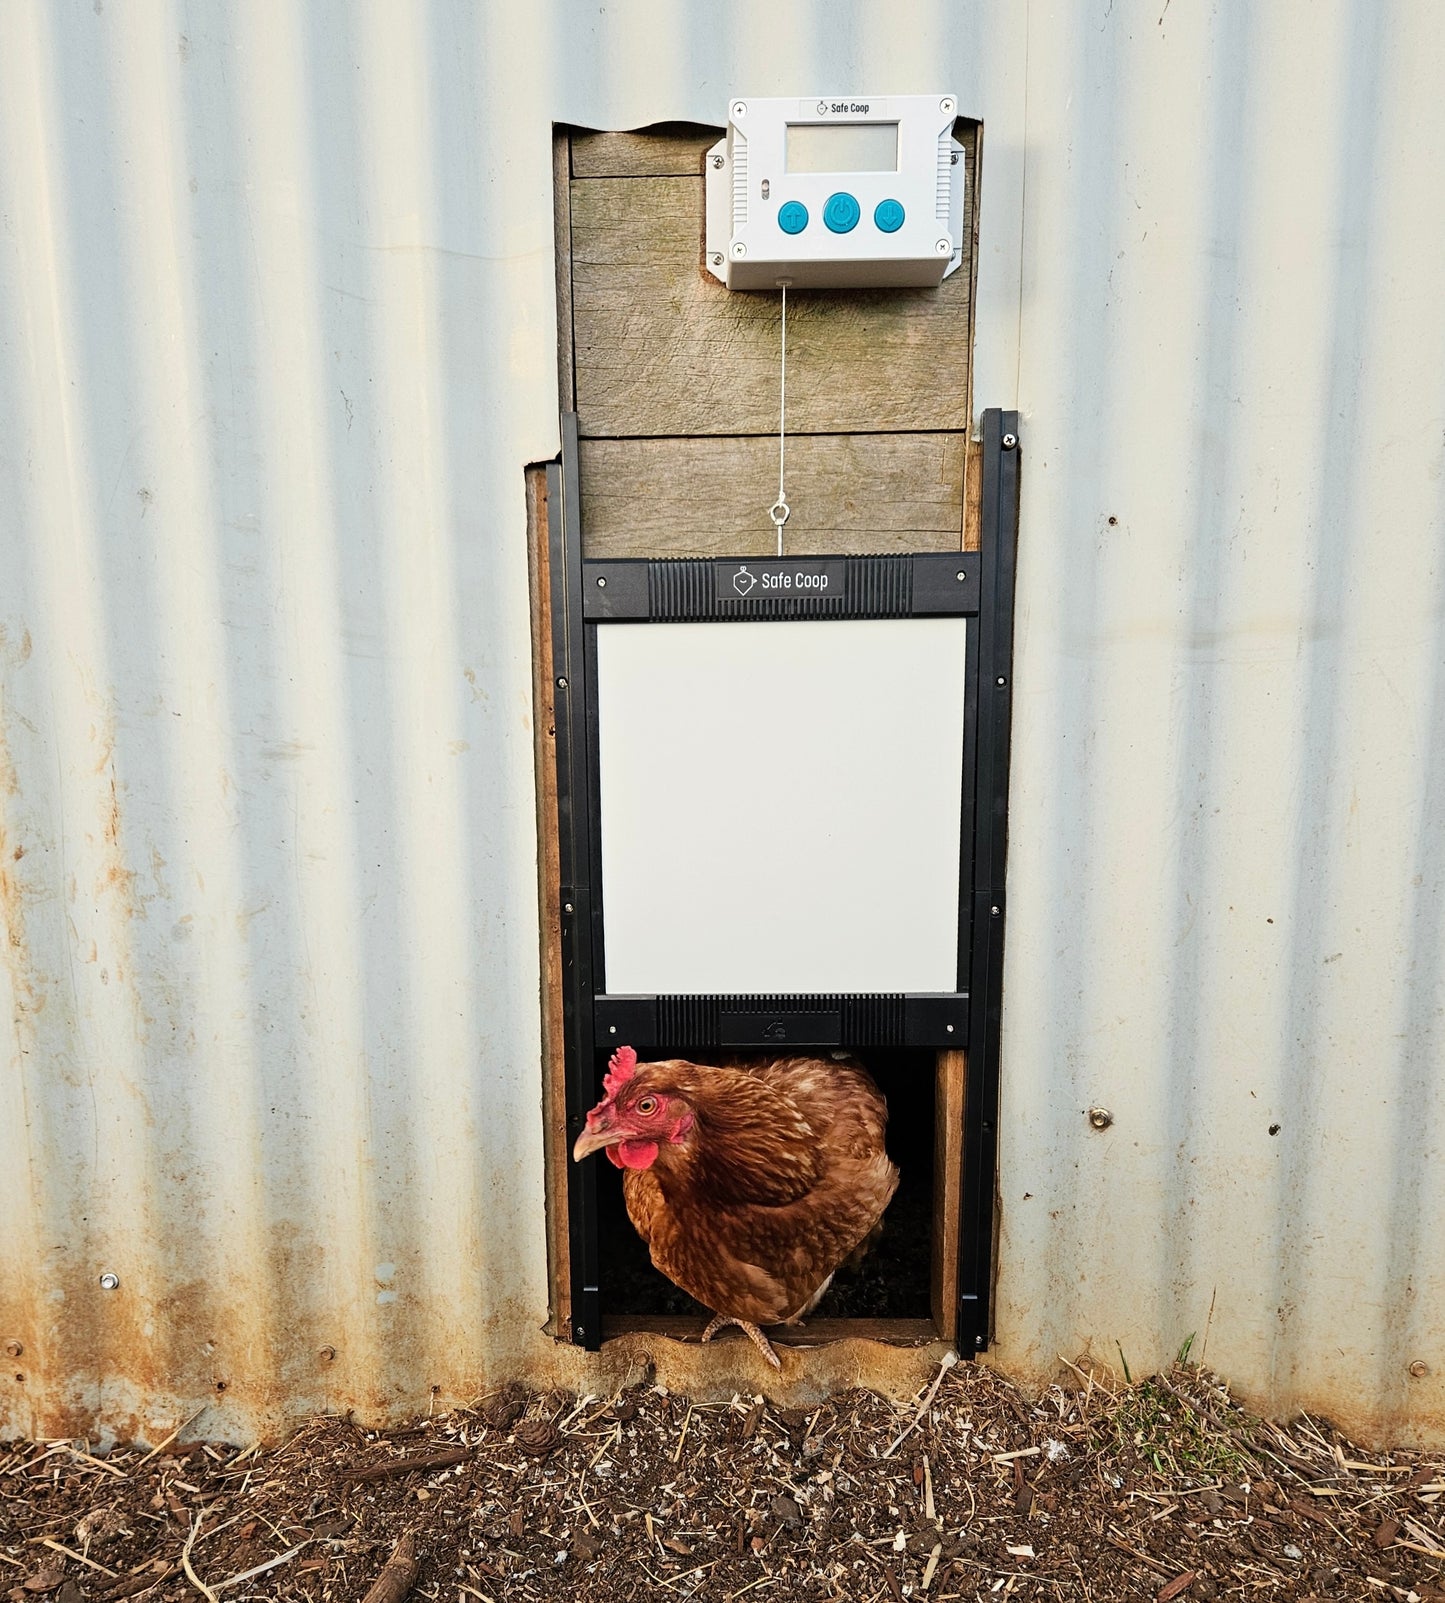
769;281;791;556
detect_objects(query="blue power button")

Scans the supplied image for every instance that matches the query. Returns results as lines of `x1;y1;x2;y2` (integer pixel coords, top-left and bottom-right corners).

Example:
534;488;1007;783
823;191;861;233
777;200;809;235
874;198;905;233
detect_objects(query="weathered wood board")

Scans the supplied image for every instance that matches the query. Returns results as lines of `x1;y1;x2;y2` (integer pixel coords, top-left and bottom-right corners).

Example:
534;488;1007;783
569;129;976;439
527;467;570;1336
553;134;575;412
571;124;718;178
964;437;983;552
931;1049;966;1342
579;433;965;557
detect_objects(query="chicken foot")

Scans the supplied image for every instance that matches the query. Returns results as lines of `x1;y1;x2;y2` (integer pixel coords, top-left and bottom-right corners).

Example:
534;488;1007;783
700;1314;782;1370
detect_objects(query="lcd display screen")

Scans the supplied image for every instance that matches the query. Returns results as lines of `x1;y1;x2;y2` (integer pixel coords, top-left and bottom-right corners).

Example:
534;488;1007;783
594;617;967;995
785;122;899;174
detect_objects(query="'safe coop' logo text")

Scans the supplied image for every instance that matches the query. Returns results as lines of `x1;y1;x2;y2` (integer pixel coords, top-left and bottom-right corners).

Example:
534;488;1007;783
717;559;845;602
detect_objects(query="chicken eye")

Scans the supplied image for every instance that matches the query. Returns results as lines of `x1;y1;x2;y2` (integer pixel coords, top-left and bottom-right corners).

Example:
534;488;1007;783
635;1095;660;1116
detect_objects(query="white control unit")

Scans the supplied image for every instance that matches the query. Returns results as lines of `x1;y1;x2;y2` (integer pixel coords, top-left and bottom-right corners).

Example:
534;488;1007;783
705;95;966;290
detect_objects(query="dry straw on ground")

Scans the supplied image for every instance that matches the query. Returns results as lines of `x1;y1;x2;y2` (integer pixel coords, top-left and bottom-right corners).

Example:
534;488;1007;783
2;1359;1442;1602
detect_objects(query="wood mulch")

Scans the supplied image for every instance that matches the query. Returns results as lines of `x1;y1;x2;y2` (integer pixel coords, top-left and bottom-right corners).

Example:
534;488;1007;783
2;1359;1442;1602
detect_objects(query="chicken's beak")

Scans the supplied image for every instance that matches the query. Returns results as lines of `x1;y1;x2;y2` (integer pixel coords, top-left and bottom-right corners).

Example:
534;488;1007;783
572;1123;623;1162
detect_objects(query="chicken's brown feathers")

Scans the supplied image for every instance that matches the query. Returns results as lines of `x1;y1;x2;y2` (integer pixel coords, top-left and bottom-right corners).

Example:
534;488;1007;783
613;1054;899;1329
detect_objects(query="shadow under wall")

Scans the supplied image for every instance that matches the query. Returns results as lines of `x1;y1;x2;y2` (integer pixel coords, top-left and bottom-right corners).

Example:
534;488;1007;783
598;1049;935;1320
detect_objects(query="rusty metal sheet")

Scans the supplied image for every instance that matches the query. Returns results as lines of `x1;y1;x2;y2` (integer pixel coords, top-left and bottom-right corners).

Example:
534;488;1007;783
0;0;1441;1446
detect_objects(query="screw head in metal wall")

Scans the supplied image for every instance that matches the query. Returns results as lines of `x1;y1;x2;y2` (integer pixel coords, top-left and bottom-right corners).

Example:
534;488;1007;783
556;676;567;689
1002;432;1018;449
1409;1360;1430;1378
4;1341;21;1358
1088;1107;1114;1131
99;1273;120;1290
318;1345;337;1363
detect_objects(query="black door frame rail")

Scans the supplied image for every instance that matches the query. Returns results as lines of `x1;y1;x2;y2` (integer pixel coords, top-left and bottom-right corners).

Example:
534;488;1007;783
547;408;1019;1354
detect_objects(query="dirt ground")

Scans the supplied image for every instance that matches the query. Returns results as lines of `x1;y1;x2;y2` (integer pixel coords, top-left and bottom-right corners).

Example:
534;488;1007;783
2;1359;1442;1603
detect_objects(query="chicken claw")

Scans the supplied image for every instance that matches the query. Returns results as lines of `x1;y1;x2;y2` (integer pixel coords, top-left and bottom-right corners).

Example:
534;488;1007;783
700;1314;782;1370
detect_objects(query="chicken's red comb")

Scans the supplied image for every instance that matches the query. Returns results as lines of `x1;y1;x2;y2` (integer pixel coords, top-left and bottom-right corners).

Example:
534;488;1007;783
602;1044;637;1098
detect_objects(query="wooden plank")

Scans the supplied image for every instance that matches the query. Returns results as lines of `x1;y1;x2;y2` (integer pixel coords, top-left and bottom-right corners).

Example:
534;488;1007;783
526;465;571;1339
570;134;976;438
930;1050;967;1342
601;1316;939;1348
963;437;983;552
570;124;720;179
553;132;575;412
580;433;965;558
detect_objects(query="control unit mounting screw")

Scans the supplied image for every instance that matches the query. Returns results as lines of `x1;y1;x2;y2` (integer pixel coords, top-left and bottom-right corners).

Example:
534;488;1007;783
1088;1107;1114;1131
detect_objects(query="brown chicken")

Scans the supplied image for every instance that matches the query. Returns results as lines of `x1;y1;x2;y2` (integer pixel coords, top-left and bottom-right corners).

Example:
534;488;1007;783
571;1045;899;1367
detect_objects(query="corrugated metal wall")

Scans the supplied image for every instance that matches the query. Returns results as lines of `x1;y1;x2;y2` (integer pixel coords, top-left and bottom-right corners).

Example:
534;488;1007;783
1;0;1440;1445
995;0;1445;1448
